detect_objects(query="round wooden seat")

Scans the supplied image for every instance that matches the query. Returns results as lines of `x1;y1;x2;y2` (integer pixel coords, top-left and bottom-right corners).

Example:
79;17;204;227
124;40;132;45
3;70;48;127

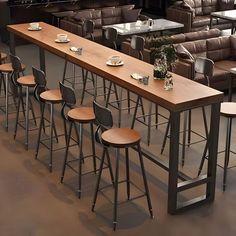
220;102;236;118
0;53;7;61
0;63;26;73
17;75;36;87
102;127;141;147
68;107;95;123
40;89;62;103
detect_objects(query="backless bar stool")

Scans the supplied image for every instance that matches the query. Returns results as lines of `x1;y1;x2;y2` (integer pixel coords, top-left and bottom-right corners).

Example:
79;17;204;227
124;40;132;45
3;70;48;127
91;101;153;231
199;102;236;191
33;67;63;172
60;82;97;198
0;55;26;131
9;54;37;150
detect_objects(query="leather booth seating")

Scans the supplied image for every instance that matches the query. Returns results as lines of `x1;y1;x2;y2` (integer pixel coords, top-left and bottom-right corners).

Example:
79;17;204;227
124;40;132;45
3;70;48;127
166;0;235;33
121;28;236;90
60;5;146;43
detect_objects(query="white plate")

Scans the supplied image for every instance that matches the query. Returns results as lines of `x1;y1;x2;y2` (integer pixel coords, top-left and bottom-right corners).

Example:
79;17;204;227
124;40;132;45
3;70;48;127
106;60;124;67
28;27;42;31
55;38;70;43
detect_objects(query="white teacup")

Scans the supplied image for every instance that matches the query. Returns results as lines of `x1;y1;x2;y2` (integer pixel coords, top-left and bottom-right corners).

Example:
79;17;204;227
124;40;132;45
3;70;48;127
57;33;68;42
108;55;121;65
30;22;39;30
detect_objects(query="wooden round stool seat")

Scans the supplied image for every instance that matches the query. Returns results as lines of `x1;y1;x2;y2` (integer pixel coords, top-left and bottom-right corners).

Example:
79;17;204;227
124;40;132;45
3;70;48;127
220;102;236;118
0;53;7;61
102;127;141;147
17;75;36;87
40;89;62;103
68;107;95;123
0;63;26;73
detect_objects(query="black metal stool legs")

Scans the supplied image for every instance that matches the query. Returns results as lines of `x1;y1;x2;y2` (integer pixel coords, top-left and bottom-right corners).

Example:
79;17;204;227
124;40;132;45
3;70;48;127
223;117;232;191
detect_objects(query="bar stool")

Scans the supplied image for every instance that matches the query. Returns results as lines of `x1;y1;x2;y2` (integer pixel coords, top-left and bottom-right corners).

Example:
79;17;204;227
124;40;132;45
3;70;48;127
0;55;26;131
91;101;153;231
0;52;7;95
33;67;63;172
161;57;213;166
80;20;108;104
199;102;236;191
104;27;118;50
130;35;167;145
9;54;37;150
59;82;97;198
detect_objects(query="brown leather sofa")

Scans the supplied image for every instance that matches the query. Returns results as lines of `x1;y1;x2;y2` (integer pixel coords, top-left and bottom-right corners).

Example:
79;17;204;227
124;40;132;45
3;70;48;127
121;28;236;90
166;0;235;32
176;34;236;90
60;5;145;42
121;28;221;63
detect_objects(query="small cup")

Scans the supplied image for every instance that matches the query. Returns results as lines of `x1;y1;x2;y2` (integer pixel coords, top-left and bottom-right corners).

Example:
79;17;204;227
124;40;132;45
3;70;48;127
143;76;149;85
76;47;82;55
30;22;39;30
57;33;68;42
108;55;121;65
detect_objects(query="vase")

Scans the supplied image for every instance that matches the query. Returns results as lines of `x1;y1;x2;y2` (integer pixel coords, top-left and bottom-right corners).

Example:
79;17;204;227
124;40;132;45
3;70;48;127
153;53;168;80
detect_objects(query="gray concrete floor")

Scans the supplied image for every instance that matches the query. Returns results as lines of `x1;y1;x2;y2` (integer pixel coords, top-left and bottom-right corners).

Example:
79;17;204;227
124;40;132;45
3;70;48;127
0;42;236;236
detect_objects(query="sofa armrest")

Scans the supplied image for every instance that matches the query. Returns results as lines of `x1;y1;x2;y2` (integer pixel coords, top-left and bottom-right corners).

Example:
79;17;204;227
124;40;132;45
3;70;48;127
173;58;195;79
166;7;193;33
60;19;84;36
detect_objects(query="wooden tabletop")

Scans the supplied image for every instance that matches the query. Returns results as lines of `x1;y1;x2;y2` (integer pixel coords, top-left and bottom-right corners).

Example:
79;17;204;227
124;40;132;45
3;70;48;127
7;22;224;112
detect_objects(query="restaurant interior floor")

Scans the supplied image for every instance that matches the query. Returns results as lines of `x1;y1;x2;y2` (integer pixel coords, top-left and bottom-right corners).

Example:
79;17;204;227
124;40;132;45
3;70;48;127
0;42;236;236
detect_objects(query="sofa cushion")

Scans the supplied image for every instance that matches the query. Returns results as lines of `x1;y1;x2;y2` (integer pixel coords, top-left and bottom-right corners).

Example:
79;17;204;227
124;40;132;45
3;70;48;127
207;37;231;61
184;0;203;15
102;7;122;25
230;36;236;59
175;44;194;60
215;60;236;72
122;8;141;23
171;34;186;44
202;0;217;15
218;0;235;10
181;40;207;58
92;10;102;28
185;28;221;41
182;0;196;17
73;10;94;22
192;15;210;28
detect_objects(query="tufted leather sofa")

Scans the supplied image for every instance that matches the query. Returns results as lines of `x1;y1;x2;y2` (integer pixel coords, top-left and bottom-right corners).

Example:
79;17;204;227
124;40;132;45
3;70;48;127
121;28;221;63
60;5;146;43
166;0;235;33
121;28;236;90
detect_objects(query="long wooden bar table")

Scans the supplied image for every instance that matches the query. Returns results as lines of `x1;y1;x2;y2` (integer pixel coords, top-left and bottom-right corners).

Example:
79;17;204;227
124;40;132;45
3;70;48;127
7;22;224;214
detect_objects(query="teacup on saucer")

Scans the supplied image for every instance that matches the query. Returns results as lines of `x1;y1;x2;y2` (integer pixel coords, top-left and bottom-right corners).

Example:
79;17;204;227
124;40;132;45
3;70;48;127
108;55;121;65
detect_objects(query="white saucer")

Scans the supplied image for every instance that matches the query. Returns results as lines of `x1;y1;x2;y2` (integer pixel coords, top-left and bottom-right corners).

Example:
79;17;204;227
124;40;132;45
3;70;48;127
28;27;42;31
106;60;124;66
55;38;70;43
131;73;143;80
70;46;79;52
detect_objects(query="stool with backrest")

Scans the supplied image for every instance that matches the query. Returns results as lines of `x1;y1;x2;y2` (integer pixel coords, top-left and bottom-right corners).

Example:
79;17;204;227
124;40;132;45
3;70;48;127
104;27;118;50
0;52;7;96
0;54;26;131
80;20;109;105
105;34;144;127
10;54;37;150
91;101;153;231
131;35;168;145
33;67;63;172
60;82;100;198
161;57;213;166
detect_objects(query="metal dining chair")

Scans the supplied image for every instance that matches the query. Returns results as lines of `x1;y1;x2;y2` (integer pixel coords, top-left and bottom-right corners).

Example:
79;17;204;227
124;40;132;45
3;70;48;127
104;27;118;50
